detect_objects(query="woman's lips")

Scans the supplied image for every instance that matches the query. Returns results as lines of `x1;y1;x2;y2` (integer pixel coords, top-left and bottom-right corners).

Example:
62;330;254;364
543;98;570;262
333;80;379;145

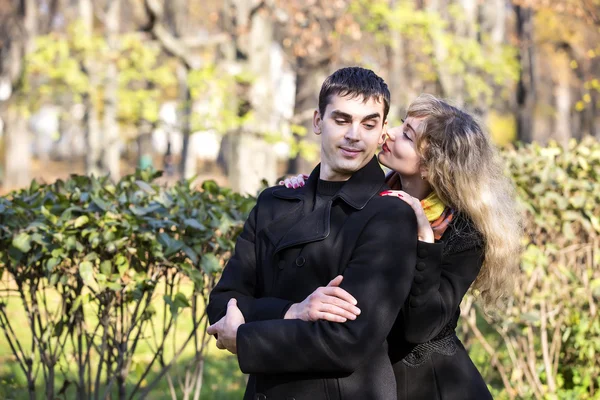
381;142;390;153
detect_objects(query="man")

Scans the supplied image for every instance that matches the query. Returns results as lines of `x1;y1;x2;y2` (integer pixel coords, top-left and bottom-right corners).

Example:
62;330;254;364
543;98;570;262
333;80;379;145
207;67;418;399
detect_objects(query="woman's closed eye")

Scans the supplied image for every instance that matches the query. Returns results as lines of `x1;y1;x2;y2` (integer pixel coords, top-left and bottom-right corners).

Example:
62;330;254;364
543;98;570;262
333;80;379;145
403;131;413;141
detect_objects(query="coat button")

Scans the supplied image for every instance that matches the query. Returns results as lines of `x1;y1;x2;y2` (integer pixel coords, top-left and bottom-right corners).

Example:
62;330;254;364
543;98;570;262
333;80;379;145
418;247;428;258
416;261;427;271
411;286;422;296
414;274;425;284
255;394;267;400
295;256;306;267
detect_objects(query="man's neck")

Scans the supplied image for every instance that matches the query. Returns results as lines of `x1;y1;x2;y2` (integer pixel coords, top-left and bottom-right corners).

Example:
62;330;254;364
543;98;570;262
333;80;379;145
319;165;352;182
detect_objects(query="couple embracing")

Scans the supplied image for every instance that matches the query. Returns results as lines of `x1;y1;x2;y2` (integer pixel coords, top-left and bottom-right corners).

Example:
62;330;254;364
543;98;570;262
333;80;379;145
206;67;521;400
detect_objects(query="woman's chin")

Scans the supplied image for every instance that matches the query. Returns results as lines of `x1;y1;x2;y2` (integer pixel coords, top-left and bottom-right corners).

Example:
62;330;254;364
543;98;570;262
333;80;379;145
377;152;391;168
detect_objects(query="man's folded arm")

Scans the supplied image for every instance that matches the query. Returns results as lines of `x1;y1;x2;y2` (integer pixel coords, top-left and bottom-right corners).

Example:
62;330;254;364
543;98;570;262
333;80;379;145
207;198;293;325
236;200;418;375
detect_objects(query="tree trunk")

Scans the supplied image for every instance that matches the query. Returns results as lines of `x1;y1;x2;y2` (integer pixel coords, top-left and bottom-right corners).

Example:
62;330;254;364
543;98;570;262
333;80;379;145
515;5;536;143
286;58;328;175
554;50;572;147
178;63;195;180
83;90;103;176
79;0;103;176
137;120;154;170
386;24;414;121
2;105;32;189
1;0;36;189
224;1;278;193
103;0;121;180
481;0;506;45
165;0;188;37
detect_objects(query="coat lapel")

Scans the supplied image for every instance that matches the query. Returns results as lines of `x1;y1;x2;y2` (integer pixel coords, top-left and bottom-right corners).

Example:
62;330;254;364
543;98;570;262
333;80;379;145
264;165;329;253
264;156;386;253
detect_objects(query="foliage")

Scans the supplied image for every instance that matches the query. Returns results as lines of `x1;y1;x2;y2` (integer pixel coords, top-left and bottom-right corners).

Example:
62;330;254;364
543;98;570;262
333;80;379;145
506;137;600;246
348;0;520;106
2;132;599;398
462;137;600;399
0;169;254;398
21;22;248;139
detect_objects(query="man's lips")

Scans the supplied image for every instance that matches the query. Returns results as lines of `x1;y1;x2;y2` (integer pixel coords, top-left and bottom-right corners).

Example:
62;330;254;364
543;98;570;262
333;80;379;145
340;146;363;156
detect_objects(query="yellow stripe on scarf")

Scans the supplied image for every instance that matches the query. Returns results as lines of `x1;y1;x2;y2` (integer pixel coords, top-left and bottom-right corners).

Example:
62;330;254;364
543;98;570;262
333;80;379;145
420;191;446;222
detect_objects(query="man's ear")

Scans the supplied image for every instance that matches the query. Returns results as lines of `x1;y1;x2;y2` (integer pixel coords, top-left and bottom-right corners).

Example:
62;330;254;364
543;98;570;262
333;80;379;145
378;120;388;145
313;110;322;135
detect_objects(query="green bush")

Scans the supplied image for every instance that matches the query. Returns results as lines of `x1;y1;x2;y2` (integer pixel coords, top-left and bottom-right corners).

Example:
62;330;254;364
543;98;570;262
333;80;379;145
1;137;599;399
463;137;600;399
0;169;254;399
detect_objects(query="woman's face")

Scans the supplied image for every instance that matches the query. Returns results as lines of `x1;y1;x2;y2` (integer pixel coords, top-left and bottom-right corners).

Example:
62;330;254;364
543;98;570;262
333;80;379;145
377;116;425;178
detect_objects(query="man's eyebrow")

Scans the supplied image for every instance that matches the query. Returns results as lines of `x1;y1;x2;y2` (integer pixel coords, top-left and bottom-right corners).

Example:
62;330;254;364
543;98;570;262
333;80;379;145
330;110;381;121
330;110;352;119
361;113;381;121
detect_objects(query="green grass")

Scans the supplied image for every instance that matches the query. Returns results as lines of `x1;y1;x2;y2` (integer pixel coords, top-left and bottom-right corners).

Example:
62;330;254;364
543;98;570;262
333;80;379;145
0;275;246;399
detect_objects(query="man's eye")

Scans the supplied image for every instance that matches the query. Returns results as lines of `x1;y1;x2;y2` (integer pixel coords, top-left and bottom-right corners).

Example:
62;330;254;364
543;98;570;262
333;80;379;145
364;124;376;129
335;119;348;124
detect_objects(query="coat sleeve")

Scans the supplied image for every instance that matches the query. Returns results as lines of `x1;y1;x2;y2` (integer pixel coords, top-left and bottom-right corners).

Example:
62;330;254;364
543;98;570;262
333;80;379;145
206;196;294;326
402;240;484;343
235;201;418;375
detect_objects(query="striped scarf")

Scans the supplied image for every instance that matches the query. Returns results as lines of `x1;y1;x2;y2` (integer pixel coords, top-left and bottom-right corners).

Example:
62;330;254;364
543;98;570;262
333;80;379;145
420;191;454;240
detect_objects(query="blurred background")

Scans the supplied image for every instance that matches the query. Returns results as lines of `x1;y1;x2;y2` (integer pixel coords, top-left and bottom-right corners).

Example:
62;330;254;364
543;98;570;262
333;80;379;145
1;1;599;399
0;0;598;194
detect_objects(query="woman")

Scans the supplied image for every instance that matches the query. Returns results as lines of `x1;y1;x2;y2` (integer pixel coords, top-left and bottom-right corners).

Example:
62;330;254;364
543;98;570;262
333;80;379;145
281;94;521;399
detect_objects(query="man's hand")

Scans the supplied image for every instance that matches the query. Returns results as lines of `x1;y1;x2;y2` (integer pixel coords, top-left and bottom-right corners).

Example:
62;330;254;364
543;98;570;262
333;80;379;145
207;299;245;354
284;276;361;323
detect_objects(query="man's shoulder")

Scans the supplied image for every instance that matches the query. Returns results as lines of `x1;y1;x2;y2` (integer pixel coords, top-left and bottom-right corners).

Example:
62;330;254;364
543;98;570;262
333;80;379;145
256;185;280;200
256;185;296;202
362;188;414;217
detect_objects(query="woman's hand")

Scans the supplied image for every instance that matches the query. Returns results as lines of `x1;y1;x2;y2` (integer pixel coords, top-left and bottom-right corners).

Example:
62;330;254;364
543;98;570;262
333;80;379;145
380;190;435;243
279;174;309;189
284;276;361;323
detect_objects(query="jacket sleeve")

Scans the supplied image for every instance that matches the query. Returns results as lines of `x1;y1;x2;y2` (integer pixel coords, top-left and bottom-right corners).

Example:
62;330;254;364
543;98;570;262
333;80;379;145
206;196;293;326
235;201;418;375
402;240;484;343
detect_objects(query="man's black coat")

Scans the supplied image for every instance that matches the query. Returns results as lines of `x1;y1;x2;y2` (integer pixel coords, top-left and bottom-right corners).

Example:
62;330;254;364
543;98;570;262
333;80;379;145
207;157;418;400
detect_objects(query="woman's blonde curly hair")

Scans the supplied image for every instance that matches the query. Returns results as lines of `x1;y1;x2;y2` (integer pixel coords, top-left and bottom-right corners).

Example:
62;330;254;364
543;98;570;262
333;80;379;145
406;94;522;309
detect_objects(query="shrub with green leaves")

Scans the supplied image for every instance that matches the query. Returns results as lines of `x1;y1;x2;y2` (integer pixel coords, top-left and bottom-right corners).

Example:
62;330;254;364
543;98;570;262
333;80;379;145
463;137;600;400
0;169;254;399
1;138;599;399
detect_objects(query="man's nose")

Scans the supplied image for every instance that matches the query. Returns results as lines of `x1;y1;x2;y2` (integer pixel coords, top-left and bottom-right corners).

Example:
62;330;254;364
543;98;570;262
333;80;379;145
345;124;360;141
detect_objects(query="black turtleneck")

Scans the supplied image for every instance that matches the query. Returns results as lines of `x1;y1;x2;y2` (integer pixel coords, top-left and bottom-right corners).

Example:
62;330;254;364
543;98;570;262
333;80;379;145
314;179;346;210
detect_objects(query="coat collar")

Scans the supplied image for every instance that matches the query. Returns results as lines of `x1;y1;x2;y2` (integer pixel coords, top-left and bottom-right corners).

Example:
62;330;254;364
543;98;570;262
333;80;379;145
272;156;385;210
266;156;385;253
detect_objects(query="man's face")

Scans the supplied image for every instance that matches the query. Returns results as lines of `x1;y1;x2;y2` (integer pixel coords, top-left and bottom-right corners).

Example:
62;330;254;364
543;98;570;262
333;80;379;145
313;94;387;181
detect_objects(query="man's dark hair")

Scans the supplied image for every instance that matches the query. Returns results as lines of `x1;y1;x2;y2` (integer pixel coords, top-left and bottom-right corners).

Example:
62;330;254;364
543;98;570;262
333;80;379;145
318;67;391;120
